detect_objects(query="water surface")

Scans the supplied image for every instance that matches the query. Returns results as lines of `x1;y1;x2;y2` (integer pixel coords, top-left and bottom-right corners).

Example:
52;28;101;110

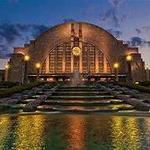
0;114;150;150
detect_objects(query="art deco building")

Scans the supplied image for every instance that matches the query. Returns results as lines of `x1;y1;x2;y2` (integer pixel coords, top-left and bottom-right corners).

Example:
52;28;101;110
8;22;145;82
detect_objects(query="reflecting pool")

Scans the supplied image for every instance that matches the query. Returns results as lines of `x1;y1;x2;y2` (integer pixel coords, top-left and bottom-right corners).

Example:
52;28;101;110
0;114;150;150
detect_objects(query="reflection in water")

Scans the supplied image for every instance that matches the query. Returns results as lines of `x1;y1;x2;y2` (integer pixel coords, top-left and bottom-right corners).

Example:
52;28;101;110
0;116;11;150
143;118;150;149
86;116;112;149
111;117;141;150
0;114;150;150
67;115;85;150
43;115;68;150
126;118;141;150
111;117;124;149
13;115;46;150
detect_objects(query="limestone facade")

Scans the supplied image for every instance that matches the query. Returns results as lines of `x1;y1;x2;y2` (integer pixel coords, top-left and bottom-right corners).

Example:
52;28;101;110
8;22;146;82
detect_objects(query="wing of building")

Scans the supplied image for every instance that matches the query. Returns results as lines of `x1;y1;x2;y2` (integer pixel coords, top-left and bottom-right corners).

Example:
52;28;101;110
8;22;146;82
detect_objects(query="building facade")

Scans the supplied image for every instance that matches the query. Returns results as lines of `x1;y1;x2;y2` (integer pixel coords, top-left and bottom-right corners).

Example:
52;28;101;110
8;22;145;82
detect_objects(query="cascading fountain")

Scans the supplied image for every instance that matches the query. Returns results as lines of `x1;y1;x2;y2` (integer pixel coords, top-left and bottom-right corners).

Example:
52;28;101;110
71;71;82;86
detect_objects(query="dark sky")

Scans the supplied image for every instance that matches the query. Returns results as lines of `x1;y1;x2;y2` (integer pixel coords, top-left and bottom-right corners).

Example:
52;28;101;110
0;0;150;66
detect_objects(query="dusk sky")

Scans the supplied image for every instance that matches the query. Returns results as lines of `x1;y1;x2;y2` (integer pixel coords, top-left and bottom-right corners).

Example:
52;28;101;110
0;0;150;66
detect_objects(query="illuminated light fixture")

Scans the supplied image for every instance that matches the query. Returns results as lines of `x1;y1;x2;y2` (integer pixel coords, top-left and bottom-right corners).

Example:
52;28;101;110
5;64;10;69
135;81;139;85
24;55;30;61
72;47;81;56
126;55;132;61
145;64;150;70
35;63;41;69
113;63;119;69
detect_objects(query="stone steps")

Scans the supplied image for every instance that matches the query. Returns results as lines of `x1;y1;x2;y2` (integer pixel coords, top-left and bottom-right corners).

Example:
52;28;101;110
53;91;110;96
42;100;123;106
48;95;114;100
1;83;142;113
36;105;134;113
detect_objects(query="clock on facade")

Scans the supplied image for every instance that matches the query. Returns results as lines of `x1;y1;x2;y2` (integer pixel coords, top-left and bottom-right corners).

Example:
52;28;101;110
72;47;81;56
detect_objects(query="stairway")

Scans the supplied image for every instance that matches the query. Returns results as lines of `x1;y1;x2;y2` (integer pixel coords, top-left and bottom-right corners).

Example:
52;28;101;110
0;84;136;113
36;85;134;113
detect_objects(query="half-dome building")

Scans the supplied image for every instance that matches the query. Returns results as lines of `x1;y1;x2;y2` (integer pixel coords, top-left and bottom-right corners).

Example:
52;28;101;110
8;22;145;82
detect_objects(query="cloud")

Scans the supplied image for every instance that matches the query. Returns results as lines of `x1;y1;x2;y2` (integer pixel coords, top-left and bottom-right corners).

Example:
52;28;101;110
31;25;49;38
101;8;119;27
108;0;124;7
0;45;8;57
0;23;21;44
15;24;31;32
143;26;150;32
100;0;126;27
0;22;49;58
127;36;150;47
130;36;143;46
107;29;122;38
135;28;141;34
135;26;150;35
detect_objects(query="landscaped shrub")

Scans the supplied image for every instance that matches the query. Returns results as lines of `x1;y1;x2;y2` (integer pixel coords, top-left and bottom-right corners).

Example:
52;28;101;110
139;81;150;86
118;82;150;93
0;81;19;88
0;81;46;98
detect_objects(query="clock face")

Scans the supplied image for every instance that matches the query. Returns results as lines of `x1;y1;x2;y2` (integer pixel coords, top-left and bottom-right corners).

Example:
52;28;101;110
72;47;81;56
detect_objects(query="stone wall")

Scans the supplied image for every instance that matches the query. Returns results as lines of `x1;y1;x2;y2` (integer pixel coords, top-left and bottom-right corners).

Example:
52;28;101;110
8;53;24;83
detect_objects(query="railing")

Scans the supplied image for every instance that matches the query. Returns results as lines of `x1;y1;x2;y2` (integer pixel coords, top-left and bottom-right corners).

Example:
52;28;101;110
28;73;126;78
